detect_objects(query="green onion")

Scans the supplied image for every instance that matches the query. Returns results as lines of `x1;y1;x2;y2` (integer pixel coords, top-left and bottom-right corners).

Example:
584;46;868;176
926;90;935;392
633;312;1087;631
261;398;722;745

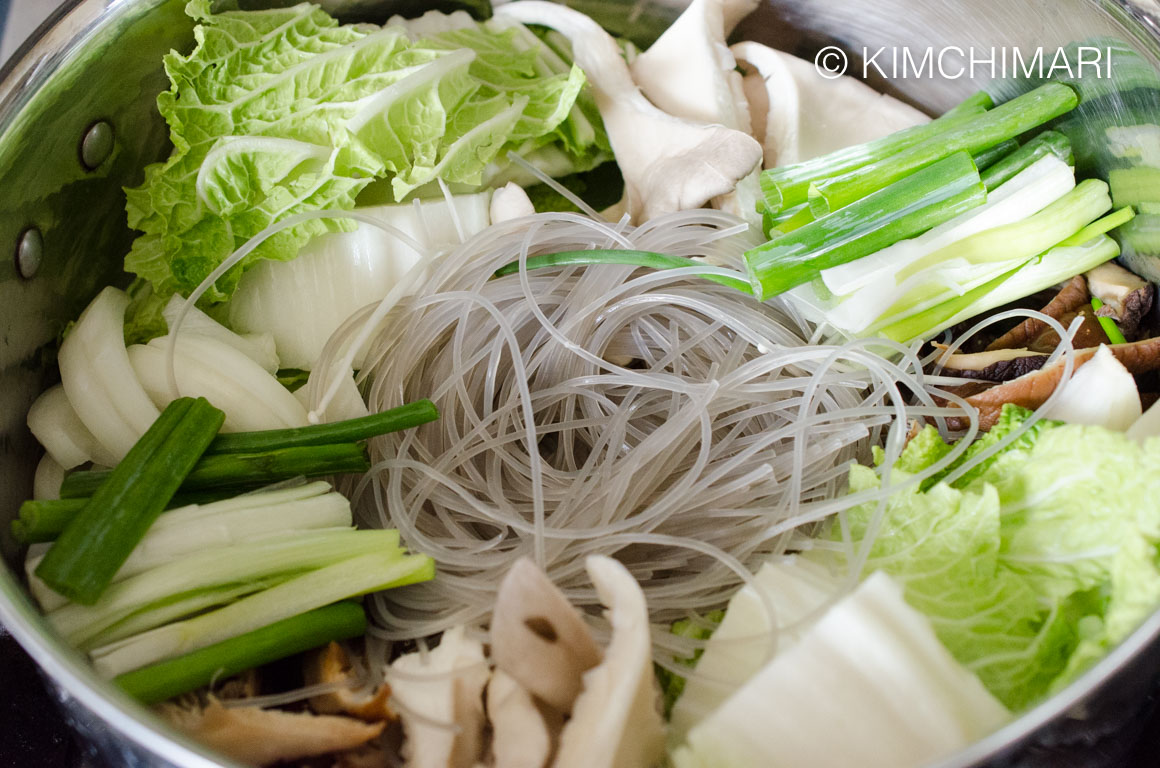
60;443;370;499
745;151;985;300
12;500;86;544
114;601;367;704
49;528;400;648
208;400;439;454
896;179;1114;281
808;84;1078;216
758;91;992;214
12;487;253;545
878;235;1120;342
1059;206;1135;247
972;139;1020;172
980;131;1073;191
91;549;435;678
765;203;815;237
1091;297;1129;344
36;398;224;605
494;249;754;294
943;90;994;117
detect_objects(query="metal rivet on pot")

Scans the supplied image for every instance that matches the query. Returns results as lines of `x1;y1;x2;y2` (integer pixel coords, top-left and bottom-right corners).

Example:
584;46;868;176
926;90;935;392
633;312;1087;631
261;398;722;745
80;120;114;170
15;227;42;280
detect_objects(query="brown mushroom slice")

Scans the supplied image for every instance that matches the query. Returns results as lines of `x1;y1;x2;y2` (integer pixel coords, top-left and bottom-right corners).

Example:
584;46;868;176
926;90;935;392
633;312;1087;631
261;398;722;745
1026;306;1110;353
487;670;561;768
985;275;1089;351
158;699;384;767
935;346;1050;382
306;642;395;723
491;557;603;713
332;745;392;768
946;336;1160;431
1087;261;1154;337
552;556;665;768
389;625;489;768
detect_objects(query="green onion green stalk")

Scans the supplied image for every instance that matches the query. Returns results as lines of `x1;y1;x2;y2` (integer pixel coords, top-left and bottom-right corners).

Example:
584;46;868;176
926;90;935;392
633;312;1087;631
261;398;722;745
808;83;1079;216
745;151;986;300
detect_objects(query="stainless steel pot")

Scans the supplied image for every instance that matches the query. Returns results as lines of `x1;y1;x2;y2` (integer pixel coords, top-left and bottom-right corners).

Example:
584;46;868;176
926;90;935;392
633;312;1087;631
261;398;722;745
3;1;1160;766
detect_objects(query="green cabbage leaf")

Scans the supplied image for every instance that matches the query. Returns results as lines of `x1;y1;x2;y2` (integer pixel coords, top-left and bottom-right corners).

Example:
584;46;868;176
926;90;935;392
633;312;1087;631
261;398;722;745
124;0;606;312
820;405;1160;709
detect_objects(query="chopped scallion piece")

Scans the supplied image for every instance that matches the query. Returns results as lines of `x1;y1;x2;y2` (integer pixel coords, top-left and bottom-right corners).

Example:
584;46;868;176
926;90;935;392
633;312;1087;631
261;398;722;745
114;602;367;704
1091;297;1129;344
745;152;985;300
808;84;1078;215
36;398;224;605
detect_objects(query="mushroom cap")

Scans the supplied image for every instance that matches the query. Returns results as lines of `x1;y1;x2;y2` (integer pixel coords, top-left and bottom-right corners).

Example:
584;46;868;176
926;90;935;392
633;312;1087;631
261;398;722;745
552;556;666;768
159;699;384;767
305;642;395;723
487;670;561;768
491;557;603;712
390;626;490;768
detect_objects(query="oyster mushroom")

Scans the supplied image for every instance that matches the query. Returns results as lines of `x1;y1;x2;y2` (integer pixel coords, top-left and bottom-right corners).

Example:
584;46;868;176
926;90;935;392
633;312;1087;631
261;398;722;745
491;557;602;713
629;0;761;224
552;556;666;768
492;2;762;225
158;699;384;767
730;41;927;169
487;670;562;768
389;625;489;768
305;642;395;723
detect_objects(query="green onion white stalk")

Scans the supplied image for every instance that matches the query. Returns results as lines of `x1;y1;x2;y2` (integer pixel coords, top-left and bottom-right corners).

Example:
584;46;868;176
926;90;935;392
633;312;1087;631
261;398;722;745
28;483;352;613
821;154;1075;299
49;528;399;648
831;179;1111;336
745;151;985;299
91;549;434;677
877;234;1122;342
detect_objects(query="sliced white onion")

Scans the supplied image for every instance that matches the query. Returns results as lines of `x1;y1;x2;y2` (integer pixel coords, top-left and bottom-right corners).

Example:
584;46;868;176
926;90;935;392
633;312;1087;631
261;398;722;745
58;287;160;461
162;296;279;374
26;384;114;469
130;335;308;432
33;454;66;501
294;368;368;424
228;192;492;370
1045;344;1141;431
